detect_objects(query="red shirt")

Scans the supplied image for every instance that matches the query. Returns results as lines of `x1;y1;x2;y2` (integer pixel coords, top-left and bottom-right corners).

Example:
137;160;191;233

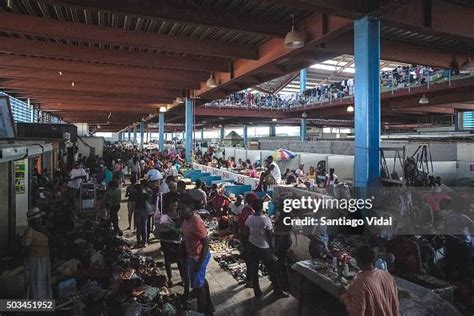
238;206;254;230
182;214;207;259
423;192;450;213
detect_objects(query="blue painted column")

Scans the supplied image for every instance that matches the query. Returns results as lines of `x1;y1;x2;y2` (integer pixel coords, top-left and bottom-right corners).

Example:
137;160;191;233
140;122;144;148
128;128;131;141
243;124;248;147
300;69;307;93
269;125;276;137
219;125;225;142
354;16;381;187
300;112;307;141
201;128;204;142
159;113;165;151
133;125;137;143
184;98;194;162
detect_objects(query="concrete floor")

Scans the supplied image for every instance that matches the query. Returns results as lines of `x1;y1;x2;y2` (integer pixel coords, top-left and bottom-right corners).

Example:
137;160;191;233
117;186;346;316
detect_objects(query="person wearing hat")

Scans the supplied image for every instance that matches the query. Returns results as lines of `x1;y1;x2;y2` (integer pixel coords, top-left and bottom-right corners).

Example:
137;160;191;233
22;207;52;299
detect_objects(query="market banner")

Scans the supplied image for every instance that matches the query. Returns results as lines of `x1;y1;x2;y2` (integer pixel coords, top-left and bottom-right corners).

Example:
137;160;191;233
191;163;259;189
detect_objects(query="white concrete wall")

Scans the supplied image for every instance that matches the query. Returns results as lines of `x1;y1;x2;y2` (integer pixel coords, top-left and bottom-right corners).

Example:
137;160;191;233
77;137;105;158
221;141;474;185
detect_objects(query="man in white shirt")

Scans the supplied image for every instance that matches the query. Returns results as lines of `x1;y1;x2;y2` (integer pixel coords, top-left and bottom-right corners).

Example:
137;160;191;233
245;200;288;299
68;161;87;190
67;161;87;214
266;156;281;184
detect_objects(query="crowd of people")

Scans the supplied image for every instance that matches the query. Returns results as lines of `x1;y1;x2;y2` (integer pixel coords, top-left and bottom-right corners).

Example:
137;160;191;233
19;140;473;315
203;65;455;110
196;150;339;193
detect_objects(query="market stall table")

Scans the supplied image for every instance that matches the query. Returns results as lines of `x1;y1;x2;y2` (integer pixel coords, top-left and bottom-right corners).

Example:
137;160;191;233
292;260;461;316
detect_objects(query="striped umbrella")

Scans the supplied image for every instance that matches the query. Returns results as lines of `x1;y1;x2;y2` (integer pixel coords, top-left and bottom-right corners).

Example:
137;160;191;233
272;148;297;161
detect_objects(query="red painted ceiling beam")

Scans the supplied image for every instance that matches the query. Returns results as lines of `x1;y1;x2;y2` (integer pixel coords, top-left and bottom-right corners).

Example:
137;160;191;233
0;37;229;72
0;54;209;82
0;12;258;60
0;68;200;90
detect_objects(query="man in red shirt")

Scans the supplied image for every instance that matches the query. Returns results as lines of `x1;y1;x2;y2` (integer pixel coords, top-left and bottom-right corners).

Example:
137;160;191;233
181;199;214;315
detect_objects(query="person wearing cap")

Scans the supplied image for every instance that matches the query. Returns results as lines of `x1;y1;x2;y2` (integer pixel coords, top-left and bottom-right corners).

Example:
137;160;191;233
145;166;163;183
22;207;52;299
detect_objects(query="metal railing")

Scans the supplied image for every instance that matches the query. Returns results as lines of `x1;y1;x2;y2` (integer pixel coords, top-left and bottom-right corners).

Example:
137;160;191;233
202;67;471;111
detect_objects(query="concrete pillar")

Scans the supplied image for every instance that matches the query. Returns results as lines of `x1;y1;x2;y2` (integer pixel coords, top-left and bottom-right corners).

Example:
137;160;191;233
140;122;144;148
354;16;381;187
300;112;307;141
185;98;194;162
219;125;225;142
300;68;307;93
159;113;165;151
269;125;276;137
201;128;204;142
243;124;248;147
133;125;137;143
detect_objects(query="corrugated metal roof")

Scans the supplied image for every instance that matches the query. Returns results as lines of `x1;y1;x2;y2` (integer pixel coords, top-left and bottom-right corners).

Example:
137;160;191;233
2;0;308;55
381;26;474;53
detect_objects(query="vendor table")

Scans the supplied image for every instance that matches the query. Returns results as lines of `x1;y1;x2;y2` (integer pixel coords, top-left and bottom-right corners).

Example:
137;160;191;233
292;260;461;316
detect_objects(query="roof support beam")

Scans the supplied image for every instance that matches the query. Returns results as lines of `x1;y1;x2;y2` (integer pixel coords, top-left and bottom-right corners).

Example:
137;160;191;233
0;37;229;72
5;90;173;104
195;14;353;98
324;32;467;68
42;0;290;37
0;54;209;82
382;0;474;42
1;80;181;99
0;68;200;90
0;12;258;60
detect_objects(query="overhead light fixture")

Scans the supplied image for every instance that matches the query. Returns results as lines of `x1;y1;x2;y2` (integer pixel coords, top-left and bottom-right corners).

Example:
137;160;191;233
159;107;167;113
302;112;308;118
175;97;184;104
418;94;429;104
272;118;278;122
284;14;305;49
71;81;75;87
346;105;354;112
58;71;63;76
206;73;218;88
97;124;101;129
460;56;474;74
